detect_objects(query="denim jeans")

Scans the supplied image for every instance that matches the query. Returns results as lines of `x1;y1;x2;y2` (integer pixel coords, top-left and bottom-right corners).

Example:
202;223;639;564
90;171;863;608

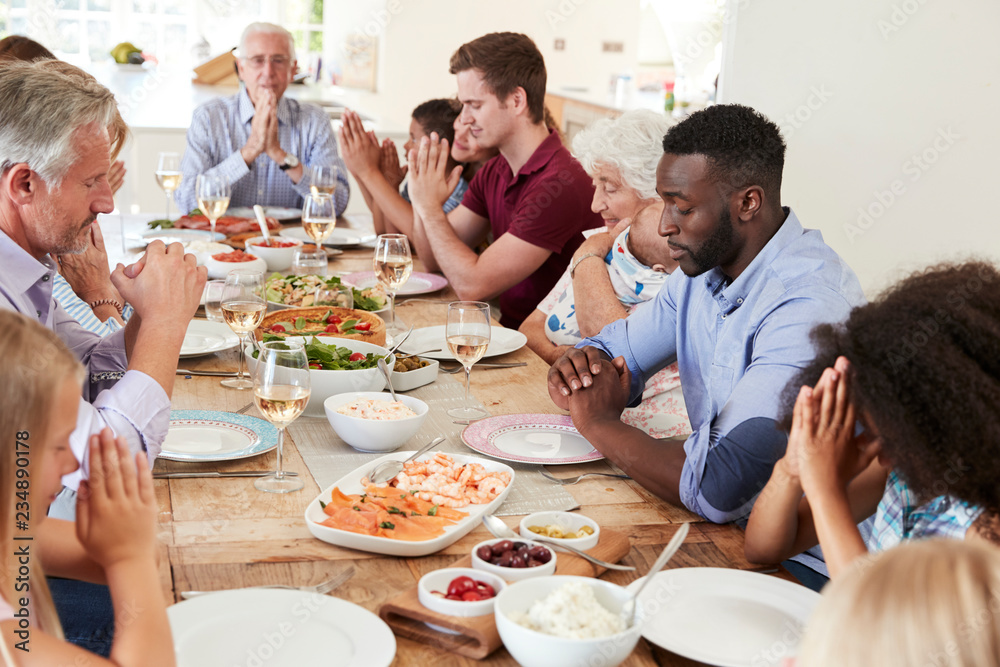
47;577;115;657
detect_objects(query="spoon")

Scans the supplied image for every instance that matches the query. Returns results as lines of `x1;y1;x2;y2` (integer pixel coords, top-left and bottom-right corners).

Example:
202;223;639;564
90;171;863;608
252;205;271;244
481;514;635;572
377;357;397;401
383;325;415;360
366;435;445;485
620;522;689;628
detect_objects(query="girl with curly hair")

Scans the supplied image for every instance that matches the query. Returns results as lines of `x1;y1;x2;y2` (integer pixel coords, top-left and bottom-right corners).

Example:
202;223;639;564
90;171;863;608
745;261;1000;578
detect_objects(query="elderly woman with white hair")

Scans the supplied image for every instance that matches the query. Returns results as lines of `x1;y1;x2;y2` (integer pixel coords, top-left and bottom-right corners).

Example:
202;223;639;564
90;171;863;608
520;110;690;438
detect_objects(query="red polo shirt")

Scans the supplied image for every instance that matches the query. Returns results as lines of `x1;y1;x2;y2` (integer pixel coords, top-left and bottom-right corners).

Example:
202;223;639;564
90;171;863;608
462;130;603;329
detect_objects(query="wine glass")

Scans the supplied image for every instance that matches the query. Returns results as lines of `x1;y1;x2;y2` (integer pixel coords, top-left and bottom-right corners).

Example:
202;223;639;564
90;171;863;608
196;173;231;239
220;270;266;390
310;165;338;196
155;152;182;220
301;193;336;244
291;247;328;276
314;284;353;309
202;279;226;322
445;301;491;421
373;233;412;336
252;339;309;494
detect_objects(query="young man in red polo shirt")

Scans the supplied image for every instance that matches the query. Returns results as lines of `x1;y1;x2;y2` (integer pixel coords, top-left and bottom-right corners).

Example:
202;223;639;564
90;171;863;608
408;32;603;329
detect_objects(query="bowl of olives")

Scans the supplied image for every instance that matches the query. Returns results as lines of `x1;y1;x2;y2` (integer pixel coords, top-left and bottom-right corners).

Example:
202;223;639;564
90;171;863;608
471;538;556;582
388;355;438;392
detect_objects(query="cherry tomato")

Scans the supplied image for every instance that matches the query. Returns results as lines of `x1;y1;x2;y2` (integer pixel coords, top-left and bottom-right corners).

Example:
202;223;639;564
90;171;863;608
349;352;366;362
476;582;496;597
354;322;371;331
270;324;286;333
446;576;477;597
461;591;487;602
324;323;340;333
308;362;322;370
326;315;342;325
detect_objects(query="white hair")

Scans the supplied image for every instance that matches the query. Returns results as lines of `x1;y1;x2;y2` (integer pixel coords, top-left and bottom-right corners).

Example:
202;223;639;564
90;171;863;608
572;109;673;200
0;59;125;187
238;22;296;62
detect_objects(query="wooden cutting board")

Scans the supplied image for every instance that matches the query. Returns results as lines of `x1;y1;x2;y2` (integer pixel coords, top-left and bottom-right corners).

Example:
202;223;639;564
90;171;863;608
378;529;630;660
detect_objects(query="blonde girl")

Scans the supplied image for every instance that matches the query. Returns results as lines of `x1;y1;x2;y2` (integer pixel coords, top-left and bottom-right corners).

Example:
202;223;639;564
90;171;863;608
797;539;1000;666
0;311;173;666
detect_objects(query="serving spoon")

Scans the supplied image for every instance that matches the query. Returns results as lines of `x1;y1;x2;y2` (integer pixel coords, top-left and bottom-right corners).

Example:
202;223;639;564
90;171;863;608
377;357;398;401
620;522;689;628
481;514;635;572
366;435;445;485
252;205;271;244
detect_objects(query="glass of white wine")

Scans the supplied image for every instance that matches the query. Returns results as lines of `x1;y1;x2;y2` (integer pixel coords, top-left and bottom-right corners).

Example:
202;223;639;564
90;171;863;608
445;301;491;421
155;152;182;221
310;165;338;196
220;270;266;390
373;233;412;336
196;173;231;239
301;193;336;245
252;339;309;494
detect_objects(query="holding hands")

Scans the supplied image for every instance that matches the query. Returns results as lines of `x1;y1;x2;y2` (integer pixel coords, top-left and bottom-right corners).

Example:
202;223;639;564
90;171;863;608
407;133;463;219
57;223;125;310
112;239;206;331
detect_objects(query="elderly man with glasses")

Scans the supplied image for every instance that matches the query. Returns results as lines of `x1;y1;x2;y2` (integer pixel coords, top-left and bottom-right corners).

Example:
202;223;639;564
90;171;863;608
176;22;349;215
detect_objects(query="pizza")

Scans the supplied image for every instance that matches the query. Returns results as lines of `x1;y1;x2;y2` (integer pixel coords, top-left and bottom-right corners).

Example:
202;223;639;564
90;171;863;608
257;307;387;347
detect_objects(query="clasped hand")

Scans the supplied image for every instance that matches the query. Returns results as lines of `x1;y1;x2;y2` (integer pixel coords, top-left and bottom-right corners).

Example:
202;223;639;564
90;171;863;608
244;89;282;163
547;347;630;426
407;133;462;218
337;108;382;179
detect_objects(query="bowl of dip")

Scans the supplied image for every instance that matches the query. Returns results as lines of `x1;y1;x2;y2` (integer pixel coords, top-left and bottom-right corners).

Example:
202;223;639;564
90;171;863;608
323;391;428;452
204;249;267;279
244;235;304;272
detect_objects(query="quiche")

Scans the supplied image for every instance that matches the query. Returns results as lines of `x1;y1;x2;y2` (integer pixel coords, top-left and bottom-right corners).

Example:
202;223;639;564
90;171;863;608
257;306;386;347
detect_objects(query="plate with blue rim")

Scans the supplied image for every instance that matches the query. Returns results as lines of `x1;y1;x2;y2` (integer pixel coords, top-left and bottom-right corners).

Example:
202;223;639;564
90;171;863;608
160;410;278;462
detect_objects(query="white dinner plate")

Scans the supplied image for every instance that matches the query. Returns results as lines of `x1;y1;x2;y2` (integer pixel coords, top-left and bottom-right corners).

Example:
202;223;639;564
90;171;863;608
342;271;449;295
159;410;278;462
626;568;821;666
397;326;527;360
462;414;603;465
179;320;240;358
168;588;395;667
305;450;515;557
281;226;376;248
227;205;302;221
142;229;225;245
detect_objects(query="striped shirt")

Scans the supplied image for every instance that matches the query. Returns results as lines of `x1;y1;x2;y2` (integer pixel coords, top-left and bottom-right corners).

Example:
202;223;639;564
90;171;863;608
176;86;349;216
52;274;133;337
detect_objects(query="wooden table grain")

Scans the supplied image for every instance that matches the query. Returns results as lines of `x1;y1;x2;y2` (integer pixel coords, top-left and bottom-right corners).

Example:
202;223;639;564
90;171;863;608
137;219;785;667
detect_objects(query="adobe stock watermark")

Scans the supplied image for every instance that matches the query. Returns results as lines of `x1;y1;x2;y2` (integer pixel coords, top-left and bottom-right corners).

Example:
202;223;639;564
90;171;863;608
349;0;403;42
777;85;834;140
546;0;587;30
238;594;330;667
877;0;930;40
843;125;961;244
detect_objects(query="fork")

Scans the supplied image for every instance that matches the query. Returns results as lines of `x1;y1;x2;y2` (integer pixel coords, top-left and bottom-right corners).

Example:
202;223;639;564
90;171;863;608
539;469;631;485
439;362;528;374
179;565;355;599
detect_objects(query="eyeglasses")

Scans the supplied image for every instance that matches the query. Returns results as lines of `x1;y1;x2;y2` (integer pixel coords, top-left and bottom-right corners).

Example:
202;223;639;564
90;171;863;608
242;55;291;70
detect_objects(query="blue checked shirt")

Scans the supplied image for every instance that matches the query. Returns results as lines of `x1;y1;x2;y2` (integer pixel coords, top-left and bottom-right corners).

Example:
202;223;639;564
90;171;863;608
176;86;349;216
582;209;866;523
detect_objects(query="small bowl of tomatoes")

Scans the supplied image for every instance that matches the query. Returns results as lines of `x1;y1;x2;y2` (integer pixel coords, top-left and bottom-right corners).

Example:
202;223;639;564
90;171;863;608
418;567;506;618
244;235;304;272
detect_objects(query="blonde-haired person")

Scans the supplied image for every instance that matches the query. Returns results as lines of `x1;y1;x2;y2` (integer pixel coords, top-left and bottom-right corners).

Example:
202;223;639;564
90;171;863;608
791;539;1000;666
521;110;690;439
0;311;173;666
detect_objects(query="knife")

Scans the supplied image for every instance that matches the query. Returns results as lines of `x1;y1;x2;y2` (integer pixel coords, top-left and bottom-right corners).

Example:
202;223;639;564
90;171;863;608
176;369;240;377
153;471;299;479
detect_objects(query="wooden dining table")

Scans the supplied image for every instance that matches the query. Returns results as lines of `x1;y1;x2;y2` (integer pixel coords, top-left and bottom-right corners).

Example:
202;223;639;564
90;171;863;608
105;213;794;666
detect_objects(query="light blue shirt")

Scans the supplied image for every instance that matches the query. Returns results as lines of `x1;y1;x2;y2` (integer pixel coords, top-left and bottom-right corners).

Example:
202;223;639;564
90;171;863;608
52;274;134;337
177;86;350;216
583;209;865;522
401;176;468;214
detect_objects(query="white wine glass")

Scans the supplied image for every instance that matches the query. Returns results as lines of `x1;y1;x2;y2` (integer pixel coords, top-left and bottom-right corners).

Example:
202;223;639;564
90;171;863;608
301;193;336;244
445;301;491;421
155;152;182;220
373;233;412;336
253;339;309;494
220;270;266;390
196;173;231;240
310;165;338;196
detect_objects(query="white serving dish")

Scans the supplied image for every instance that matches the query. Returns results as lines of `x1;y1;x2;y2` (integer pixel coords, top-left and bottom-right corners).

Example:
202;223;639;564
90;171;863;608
204;253;267;279
323;391;428;452
246;337;391;417
388;357;439;392
494;575;644;667
471;538;557;582
417;567;506;618
244;235;304;271
519;511;601;551
304;450;515;557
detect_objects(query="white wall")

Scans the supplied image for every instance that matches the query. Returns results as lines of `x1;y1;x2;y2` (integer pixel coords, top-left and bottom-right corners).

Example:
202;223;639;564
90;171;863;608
327;0;642;129
720;0;1000;295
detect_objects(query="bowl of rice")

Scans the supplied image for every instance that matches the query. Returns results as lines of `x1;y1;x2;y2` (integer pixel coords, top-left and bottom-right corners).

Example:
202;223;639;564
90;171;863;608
494;575;643;667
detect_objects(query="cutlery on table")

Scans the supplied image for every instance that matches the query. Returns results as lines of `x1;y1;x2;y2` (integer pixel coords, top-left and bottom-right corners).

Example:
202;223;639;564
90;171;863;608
383;325;415;359
620;522;689;627
154;471;299;479
177;369;239;377
394;349;442;359
539;469;631;485
482;514;635;572
180;566;355;600
438;362;527;374
252;204;271;243
366;435;445;485
377;357;398;401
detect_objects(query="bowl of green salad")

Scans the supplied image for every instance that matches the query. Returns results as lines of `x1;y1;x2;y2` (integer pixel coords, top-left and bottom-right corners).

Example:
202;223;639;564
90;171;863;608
247;334;392;417
264;273;388;314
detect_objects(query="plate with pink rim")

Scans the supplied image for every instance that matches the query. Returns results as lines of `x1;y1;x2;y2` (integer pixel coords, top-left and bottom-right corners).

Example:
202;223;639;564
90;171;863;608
461;414;604;465
342;271;449;295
